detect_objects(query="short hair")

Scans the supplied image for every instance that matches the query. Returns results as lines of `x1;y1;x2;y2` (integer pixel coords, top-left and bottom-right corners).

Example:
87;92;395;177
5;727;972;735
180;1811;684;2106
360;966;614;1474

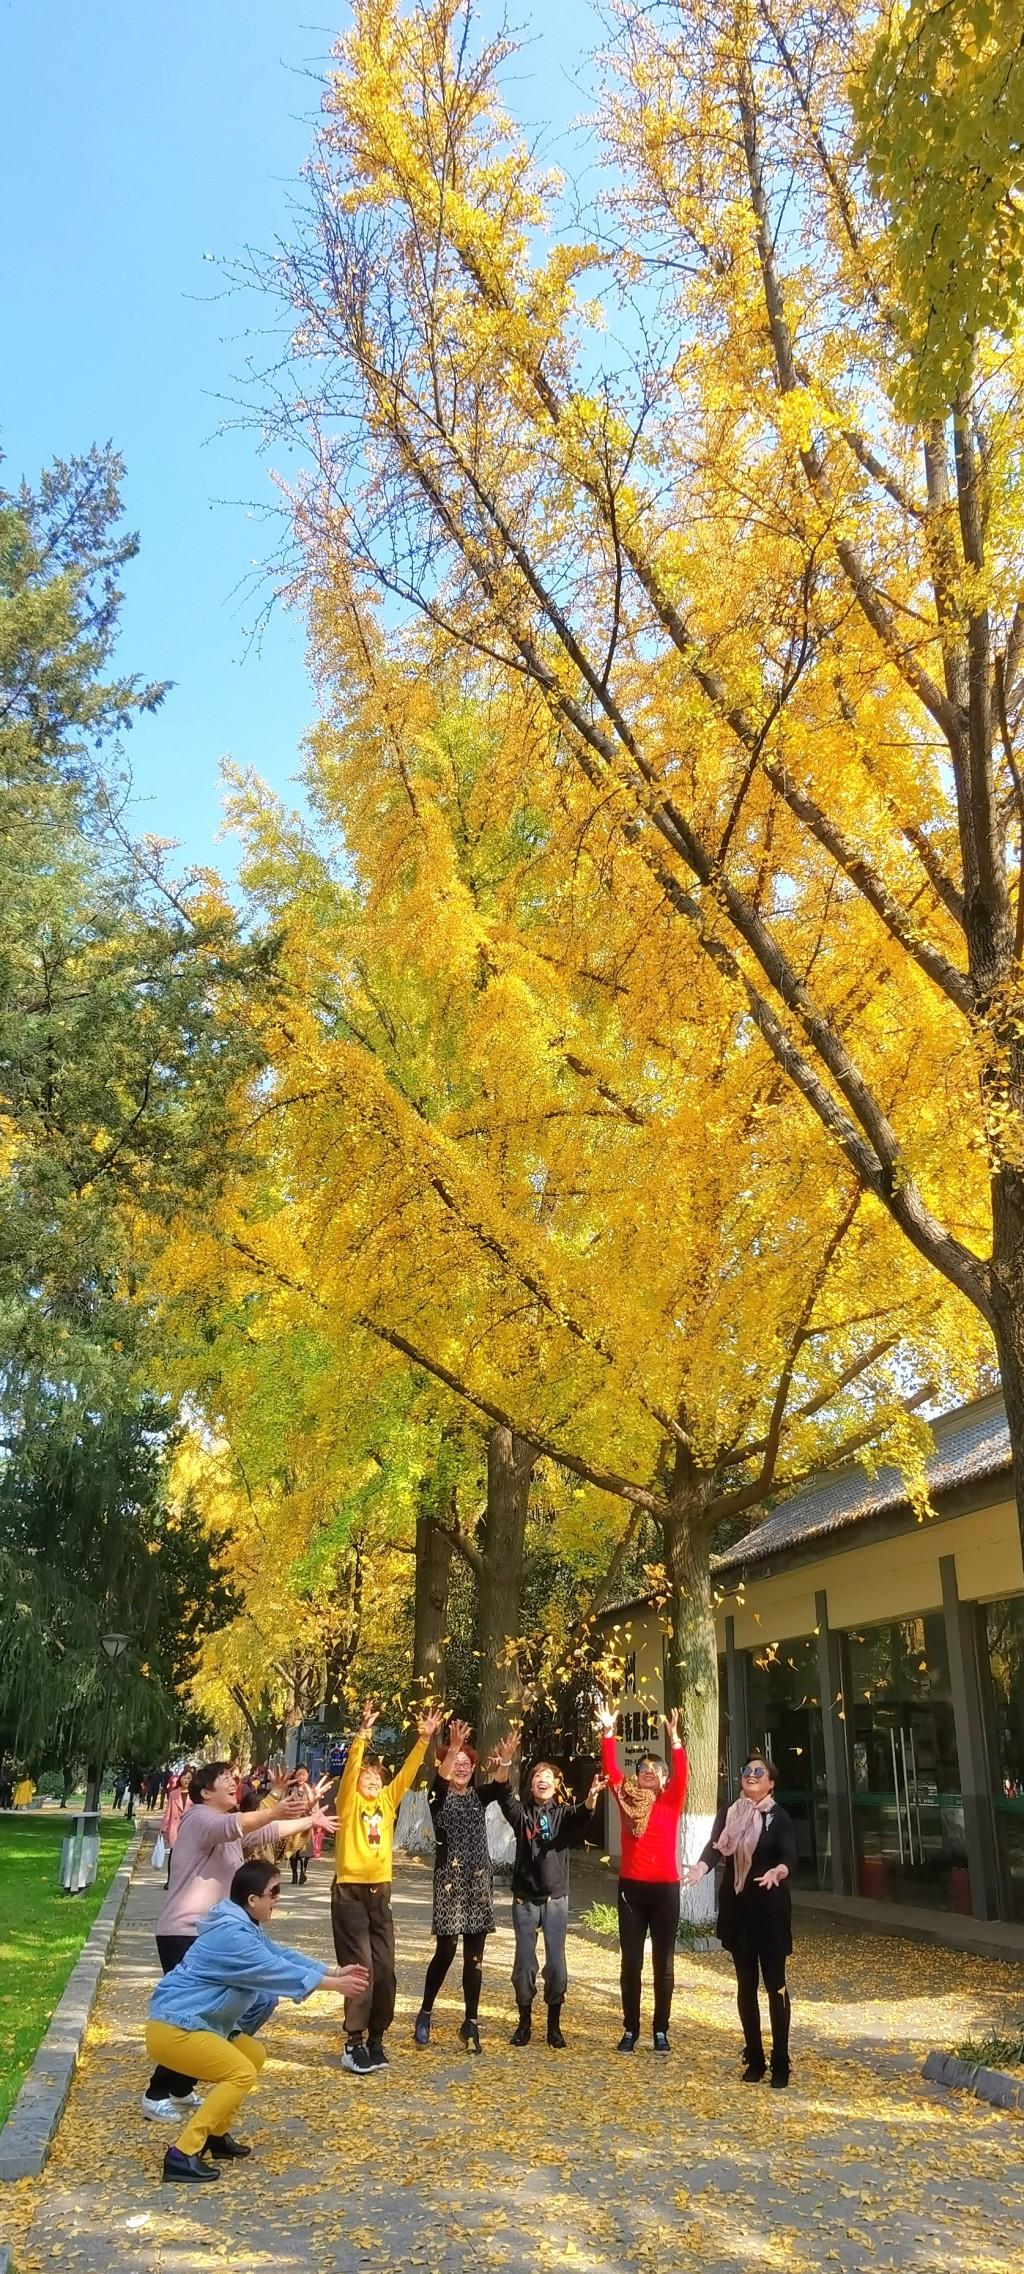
358;1752;384;1773
637;1754;670;1787
194;1759;233;1800
231;1859;280;1910
743;1750;778;1787
442;1744;478;1771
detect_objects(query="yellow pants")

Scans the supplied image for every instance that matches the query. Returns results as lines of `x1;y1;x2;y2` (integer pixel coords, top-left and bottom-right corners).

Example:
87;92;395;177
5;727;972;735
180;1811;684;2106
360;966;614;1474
145;2022;266;2155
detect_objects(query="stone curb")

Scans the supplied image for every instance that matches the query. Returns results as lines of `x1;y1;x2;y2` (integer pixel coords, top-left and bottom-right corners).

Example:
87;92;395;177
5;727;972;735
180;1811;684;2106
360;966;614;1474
0;1822;145;2183
922;2047;1024;2114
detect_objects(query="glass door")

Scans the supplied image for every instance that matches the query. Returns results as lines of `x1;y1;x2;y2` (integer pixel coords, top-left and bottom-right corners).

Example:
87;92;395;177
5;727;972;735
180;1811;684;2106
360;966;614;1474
745;1634;825;1889
845;1615;968;1911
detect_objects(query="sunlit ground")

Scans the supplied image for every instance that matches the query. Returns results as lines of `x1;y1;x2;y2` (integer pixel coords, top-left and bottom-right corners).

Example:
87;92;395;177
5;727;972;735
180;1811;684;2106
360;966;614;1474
3;1854;1022;2273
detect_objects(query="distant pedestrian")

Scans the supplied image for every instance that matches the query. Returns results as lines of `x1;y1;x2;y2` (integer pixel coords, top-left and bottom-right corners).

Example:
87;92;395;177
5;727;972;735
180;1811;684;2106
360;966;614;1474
160;1769;193;1886
683;1751;795;2089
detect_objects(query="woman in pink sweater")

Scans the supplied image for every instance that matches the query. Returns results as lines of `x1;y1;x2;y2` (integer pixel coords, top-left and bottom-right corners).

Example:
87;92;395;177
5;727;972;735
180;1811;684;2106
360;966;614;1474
598;1700;687;2054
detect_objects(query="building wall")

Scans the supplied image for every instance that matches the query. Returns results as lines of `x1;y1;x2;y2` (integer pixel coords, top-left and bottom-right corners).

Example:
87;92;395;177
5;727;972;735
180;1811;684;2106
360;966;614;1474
715;1495;1024;1648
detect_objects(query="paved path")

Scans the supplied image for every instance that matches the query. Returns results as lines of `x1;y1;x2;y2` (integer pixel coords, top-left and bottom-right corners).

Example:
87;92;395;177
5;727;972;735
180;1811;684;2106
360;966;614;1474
4;1849;1024;2273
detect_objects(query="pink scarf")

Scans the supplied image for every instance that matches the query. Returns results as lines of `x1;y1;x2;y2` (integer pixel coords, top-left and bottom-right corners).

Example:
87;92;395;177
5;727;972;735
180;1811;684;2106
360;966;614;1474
714;1795;772;1892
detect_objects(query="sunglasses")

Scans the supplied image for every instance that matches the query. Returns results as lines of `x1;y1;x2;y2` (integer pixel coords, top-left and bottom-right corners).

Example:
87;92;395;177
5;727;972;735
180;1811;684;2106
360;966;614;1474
741;1764;768;1780
267;1885;282;1901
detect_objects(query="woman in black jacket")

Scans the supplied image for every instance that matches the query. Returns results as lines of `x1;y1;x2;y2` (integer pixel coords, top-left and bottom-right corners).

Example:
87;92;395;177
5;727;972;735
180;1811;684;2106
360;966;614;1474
492;1737;603;2048
683;1751;796;2088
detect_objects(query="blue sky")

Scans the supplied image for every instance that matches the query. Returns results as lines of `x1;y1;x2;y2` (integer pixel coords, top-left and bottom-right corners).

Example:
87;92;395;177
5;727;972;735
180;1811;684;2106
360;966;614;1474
2;1;599;874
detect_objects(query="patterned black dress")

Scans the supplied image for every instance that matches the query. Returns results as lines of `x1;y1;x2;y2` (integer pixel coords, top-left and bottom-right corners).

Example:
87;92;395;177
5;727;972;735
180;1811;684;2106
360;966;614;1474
428;1777;500;1937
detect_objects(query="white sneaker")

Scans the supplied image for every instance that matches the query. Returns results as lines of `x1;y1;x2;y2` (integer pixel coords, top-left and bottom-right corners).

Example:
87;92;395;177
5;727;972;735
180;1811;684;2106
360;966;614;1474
170;2090;202;2109
141;2094;180;2121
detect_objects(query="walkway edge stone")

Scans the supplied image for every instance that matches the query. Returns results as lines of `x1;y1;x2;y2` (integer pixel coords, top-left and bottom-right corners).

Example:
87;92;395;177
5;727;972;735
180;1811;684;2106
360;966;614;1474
922;2045;1024;2113
0;1821;145;2183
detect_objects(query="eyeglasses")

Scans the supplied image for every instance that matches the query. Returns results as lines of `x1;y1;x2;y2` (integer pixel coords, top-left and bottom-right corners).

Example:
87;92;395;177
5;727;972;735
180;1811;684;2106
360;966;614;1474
268;1885;281;1901
741;1765;767;1780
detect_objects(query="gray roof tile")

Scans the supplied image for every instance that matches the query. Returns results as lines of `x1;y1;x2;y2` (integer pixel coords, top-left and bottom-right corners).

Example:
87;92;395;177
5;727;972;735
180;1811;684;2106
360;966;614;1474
712;1393;1011;1576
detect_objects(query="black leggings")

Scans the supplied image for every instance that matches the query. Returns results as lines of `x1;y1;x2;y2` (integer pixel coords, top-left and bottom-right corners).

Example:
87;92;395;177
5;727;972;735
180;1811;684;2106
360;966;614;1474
618;1879;680;2034
420;1932;488;2022
734;1947;791;2074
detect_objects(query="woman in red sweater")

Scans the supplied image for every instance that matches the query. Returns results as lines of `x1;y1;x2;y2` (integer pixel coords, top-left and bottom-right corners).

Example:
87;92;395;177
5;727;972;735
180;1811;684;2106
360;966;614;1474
598;1700;687;2052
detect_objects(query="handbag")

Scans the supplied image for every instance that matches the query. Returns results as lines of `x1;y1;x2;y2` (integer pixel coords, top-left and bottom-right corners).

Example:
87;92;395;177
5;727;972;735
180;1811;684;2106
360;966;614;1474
152;1833;167;1871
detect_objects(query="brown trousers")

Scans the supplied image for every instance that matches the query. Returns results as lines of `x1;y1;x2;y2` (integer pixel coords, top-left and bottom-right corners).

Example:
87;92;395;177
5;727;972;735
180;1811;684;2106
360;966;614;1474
330;1879;396;2039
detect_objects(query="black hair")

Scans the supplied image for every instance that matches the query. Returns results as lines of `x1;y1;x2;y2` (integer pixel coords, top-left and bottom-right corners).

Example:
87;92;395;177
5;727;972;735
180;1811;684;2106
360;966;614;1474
636;1754;670;1787
194;1759;233;1800
230;1858;280;1911
742;1750;778;1788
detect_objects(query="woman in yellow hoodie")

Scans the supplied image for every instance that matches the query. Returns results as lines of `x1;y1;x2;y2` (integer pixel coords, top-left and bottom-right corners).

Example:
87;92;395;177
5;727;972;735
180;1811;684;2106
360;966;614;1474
332;1700;443;2075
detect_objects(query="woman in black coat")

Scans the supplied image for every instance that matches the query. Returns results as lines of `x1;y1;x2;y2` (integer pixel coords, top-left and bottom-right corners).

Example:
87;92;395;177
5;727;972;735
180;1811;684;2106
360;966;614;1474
683;1751;796;2088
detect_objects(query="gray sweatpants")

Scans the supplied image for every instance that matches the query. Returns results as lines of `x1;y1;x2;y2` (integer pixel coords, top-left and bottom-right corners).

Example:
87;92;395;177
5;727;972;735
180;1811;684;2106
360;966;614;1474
511;1893;569;2008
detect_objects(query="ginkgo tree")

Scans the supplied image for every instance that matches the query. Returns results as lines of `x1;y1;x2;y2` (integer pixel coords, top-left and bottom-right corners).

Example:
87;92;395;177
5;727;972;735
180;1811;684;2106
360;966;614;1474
244;0;1024;1561
158;602;988;1836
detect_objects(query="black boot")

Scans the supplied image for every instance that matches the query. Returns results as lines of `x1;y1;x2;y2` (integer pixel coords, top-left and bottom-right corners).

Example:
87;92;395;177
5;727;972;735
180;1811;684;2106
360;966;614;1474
290;1857;300;1885
459;2018;482;2054
511;2005;533;2046
769;1985;791;2088
162;2147;220;2184
547;2003;566;2049
207;2133;252;2159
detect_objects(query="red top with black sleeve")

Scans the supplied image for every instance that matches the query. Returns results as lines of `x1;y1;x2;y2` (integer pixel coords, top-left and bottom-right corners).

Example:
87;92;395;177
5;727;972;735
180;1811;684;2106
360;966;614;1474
601;1733;688;1882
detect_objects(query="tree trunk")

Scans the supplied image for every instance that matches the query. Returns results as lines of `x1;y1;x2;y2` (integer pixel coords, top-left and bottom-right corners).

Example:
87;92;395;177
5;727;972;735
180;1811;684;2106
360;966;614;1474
662;1471;721;1925
989;1175;1024;1563
475;1426;536;1757
413;1509;454;1705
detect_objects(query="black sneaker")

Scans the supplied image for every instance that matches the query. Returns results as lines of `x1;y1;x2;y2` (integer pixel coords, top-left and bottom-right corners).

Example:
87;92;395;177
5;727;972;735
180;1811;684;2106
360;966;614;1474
206;2133;252;2158
652;2031;670;2054
366;2038;390;2069
616;2030;637;2053
459;2019;482;2054
162;2147;220;2184
414;2012;431;2047
341;2038;374;2076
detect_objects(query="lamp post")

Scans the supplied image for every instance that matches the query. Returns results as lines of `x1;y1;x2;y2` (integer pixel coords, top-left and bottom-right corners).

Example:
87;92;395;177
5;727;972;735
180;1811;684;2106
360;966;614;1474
85;1632;130;1815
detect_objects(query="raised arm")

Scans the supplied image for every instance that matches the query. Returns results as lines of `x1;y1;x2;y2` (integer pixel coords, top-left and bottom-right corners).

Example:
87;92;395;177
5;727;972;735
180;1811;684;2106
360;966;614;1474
664;1711;688;1813
596;1699;623;1790
386;1706;442;1811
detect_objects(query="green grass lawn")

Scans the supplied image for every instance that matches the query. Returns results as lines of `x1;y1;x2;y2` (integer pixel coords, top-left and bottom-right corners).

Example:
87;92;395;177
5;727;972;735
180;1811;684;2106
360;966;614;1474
0;1812;135;2127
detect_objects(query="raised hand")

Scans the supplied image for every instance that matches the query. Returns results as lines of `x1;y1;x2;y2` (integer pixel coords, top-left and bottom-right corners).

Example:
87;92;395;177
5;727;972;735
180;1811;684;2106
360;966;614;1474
594;1696;618;1736
663;1707;682;1743
313;1775;334;1802
584;1772;606;1808
359;1701;381;1734
494;1728;520;1768
417;1705;445;1741
445;1717;473;1756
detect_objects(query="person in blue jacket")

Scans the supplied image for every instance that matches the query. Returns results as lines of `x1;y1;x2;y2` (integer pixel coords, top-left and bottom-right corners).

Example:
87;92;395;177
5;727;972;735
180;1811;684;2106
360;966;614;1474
144;1858;368;2183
